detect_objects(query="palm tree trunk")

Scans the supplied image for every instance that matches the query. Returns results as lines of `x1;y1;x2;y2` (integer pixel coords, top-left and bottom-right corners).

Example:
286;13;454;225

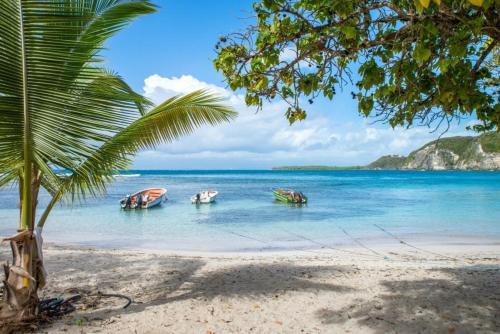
1;232;39;320
0;1;45;322
1;168;45;322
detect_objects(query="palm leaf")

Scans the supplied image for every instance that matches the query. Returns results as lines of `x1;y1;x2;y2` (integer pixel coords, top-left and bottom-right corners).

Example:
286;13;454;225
0;1;237;230
37;89;236;227
0;1;158;179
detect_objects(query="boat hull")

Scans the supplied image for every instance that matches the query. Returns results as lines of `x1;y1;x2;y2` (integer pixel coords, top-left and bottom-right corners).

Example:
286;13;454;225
142;192;166;208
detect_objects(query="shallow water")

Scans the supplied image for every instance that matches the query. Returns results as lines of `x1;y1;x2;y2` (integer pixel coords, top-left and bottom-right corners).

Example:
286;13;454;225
0;170;499;252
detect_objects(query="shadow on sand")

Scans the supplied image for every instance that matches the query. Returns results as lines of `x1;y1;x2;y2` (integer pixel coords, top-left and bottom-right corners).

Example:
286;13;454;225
14;247;354;324
131;262;354;310
1;246;498;333
315;265;500;333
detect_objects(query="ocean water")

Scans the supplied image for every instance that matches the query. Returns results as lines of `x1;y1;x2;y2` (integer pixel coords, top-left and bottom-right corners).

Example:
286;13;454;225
0;170;499;252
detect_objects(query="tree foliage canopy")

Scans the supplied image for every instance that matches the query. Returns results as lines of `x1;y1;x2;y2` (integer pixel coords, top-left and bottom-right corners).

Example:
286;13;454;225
214;0;499;130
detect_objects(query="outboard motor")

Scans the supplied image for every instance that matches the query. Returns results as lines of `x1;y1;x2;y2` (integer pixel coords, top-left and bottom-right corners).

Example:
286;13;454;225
121;194;132;209
136;194;143;209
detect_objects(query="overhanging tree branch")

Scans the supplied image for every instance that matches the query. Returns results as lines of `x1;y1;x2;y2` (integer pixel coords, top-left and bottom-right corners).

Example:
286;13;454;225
214;0;499;130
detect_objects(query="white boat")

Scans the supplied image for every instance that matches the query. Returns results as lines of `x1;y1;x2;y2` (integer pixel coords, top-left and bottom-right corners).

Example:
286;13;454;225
120;188;167;209
191;190;218;204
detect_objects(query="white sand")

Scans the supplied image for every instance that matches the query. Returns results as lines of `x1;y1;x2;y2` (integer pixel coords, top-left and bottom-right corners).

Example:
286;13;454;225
1;243;499;333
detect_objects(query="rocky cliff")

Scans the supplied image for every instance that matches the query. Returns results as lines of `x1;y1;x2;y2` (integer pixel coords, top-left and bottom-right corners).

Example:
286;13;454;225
369;132;500;170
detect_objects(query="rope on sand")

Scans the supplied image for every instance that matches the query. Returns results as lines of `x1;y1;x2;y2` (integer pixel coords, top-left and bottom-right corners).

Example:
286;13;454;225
275;227;396;280
218;227;274;245
208;224;329;255
208;223;454;265
373;224;461;262
210;225;374;281
339;227;386;257
278;228;383;258
98;292;132;309
212;224;388;259
40;291;132;314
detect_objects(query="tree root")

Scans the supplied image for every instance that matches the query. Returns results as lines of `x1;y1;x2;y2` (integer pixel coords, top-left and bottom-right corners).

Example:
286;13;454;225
1;287;133;333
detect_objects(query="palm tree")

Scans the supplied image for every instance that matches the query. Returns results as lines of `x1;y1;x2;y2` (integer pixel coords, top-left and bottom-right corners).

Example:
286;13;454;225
0;0;236;321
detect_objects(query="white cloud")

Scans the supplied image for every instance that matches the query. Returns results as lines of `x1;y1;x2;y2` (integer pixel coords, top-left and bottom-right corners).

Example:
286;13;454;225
143;74;228;104
133;74;469;169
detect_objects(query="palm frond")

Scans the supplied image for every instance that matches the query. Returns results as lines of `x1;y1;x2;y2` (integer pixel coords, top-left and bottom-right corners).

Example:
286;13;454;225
0;1;238;231
53;90;236;202
0;169;21;189
0;0;156;181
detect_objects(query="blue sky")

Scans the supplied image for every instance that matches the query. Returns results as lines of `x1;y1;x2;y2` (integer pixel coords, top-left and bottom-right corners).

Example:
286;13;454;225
104;0;471;170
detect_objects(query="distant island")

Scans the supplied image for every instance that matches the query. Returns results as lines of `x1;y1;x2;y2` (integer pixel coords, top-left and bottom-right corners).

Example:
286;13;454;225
273;165;364;170
273;132;500;171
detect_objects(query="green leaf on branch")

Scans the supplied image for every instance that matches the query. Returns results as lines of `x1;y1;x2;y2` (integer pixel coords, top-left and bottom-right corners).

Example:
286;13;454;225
414;43;432;63
359;97;374;116
418;0;430;8
468;0;484;7
341;26;357;40
214;0;500;131
254;77;269;90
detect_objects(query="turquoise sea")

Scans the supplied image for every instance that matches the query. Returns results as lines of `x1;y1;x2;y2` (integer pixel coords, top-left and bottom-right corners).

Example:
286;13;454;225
0;170;499;252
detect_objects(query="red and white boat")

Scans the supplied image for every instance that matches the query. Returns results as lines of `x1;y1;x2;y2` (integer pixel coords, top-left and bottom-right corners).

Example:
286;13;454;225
120;188;167;209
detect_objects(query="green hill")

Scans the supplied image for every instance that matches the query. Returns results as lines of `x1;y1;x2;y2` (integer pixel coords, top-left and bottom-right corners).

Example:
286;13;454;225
367;155;407;169
273;132;500;171
373;132;500;170
480;132;500;153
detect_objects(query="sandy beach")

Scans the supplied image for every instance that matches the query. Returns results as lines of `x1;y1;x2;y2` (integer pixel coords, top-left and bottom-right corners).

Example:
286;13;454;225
1;0;499;331
1;242;499;333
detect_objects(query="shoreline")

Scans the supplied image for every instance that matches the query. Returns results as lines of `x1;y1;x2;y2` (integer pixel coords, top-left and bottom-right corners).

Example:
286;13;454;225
1;243;499;333
271;167;500;171
36;231;500;257
41;241;500;259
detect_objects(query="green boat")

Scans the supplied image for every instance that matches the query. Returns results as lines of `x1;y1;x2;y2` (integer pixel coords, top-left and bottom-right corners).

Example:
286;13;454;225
273;189;307;204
